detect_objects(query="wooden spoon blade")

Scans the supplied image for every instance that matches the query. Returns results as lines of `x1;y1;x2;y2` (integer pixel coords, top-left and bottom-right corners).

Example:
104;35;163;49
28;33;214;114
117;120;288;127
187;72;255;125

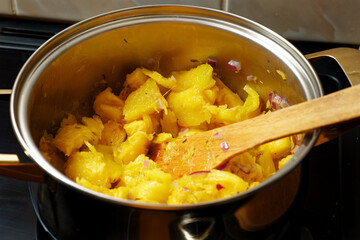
153;84;360;179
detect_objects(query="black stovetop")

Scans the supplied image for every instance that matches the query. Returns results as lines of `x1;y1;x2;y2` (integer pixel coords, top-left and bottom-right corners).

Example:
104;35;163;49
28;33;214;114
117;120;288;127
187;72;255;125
0;17;359;240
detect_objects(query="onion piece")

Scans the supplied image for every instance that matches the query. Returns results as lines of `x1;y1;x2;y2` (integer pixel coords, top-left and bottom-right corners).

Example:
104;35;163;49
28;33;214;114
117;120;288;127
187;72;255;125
207;57;218;68
246;75;257;82
227;59;241;72
290;135;302;153
268;92;290;111
143;159;150;169
189;171;210;177
178;128;189;136
215;162;228;171
291;145;299;154
239;165;250;174
213;132;224;140
220;141;229;152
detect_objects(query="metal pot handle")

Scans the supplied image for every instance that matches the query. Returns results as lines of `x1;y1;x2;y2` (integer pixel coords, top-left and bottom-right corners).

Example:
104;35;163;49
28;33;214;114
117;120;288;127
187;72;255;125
305;47;360;86
306;47;360;145
0;89;45;182
176;215;216;240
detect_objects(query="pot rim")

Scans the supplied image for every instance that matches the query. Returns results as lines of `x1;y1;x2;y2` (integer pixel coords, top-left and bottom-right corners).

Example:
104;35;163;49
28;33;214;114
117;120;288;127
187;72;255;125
10;5;321;210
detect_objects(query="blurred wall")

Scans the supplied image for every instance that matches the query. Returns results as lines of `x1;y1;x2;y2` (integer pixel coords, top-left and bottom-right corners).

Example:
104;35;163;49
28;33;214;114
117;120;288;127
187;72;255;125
0;0;358;44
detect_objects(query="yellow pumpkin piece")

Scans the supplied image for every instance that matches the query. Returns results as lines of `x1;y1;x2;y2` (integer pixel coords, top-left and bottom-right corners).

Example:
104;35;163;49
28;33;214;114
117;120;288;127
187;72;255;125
160;109;178;137
125;68;149;90
141;68;177;89
265;137;292;160
123;79;168;122
100;120;126;146
53;124;97;156
256;145;276;178
142;114;158;134
153;133;173;144
167;88;212;127
60;113;77;127
82;115;104;139
123;114;155;136
94;144;115;160
242;84;261;119
114;131;153;164
214;77;244;108
168;170;248;204
177;128;204;137
225;152;263;184
93;87;124;122
76;177;130;199
278;154;293;169
39;132;66;172
171;64;215;92
209;84;261;125
64;142;123;188
122;154;172;203
203;85;219;105
124;120;148;136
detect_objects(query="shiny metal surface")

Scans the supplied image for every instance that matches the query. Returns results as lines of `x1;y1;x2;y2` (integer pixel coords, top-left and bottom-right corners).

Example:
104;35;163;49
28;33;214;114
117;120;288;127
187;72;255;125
306;48;360;146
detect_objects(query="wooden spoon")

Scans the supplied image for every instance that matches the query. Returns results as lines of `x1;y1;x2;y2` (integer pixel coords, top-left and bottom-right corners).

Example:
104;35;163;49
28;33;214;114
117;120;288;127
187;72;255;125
152;84;360;179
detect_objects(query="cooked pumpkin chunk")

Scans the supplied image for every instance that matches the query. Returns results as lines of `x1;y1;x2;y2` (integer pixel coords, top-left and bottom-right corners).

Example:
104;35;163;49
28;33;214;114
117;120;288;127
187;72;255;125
168;170;248;204
123;79;168;122
64;142;123;188
53;124;97;156
167;88;212;127
114;131;153;164
101;120;126;146
214;76;244;107
125;68;149;90
122;154;172;203
209;84;260;125
160;109;178;137
141;68;177;89
93;87;124;122
171;63;215;92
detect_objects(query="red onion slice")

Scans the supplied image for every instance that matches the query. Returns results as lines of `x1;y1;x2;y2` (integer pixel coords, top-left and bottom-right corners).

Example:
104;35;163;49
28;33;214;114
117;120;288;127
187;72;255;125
227;59;241;72
207;57;218;68
189;171;210;177
215;162;228;171
220;141;229;152
246;75;257;82
239;165;250;174
178;128;189;135
213;132;224;140
268;92;290;110
143;159;150;169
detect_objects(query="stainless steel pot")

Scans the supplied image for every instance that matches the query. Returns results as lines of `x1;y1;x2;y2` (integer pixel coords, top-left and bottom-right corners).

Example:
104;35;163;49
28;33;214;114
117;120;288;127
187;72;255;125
3;5;360;239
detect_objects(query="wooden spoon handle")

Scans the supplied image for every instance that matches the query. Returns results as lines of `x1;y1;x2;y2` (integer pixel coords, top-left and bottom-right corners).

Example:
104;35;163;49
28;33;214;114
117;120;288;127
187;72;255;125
0;154;45;182
216;85;360;161
156;84;360;178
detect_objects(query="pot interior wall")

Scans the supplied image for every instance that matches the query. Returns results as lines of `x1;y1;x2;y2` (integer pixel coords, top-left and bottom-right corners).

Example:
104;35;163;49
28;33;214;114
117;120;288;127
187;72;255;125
28;20;306;143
